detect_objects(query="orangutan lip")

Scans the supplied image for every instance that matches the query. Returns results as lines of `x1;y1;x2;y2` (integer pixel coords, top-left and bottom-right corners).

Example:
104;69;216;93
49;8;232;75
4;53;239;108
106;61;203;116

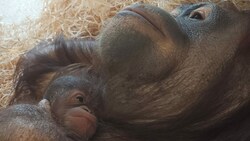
123;8;165;36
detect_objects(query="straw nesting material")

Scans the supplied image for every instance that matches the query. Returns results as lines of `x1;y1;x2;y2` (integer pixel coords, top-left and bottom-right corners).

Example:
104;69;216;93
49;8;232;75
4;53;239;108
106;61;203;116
0;0;249;107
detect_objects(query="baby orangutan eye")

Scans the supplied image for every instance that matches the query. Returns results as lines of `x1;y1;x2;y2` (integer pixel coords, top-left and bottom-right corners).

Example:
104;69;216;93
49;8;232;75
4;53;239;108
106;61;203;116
76;95;85;103
68;91;88;105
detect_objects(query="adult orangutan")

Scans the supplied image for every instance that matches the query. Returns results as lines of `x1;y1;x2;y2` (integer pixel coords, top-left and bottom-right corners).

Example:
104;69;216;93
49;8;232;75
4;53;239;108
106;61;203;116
9;1;250;141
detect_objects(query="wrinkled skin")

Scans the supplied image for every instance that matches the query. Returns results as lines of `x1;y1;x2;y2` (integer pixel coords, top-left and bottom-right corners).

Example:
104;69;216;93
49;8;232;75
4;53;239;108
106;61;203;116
99;2;250;120
9;1;250;141
96;2;250;140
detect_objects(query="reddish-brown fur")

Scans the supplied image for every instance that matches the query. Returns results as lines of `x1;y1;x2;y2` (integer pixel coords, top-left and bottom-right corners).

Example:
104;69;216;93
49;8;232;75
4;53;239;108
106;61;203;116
8;1;250;141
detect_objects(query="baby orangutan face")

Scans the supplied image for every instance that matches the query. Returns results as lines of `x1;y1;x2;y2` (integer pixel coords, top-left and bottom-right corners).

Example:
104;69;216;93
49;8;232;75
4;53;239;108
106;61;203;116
44;75;98;140
53;89;97;139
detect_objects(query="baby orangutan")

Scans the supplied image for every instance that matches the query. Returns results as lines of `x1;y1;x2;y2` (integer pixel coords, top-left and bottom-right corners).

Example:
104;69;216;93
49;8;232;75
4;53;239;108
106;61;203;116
43;70;99;140
0;64;101;141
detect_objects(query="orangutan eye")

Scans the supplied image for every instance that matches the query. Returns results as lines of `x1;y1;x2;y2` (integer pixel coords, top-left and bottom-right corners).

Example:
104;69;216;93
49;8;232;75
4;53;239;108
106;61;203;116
76;95;84;103
189;11;205;20
69;91;87;105
189;7;211;20
189;11;204;20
